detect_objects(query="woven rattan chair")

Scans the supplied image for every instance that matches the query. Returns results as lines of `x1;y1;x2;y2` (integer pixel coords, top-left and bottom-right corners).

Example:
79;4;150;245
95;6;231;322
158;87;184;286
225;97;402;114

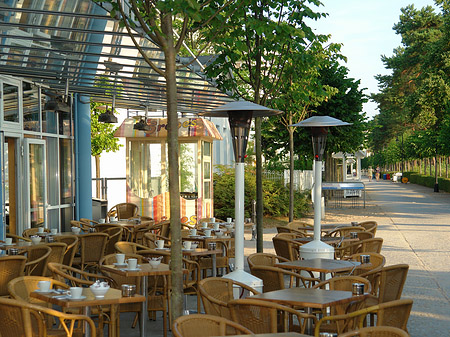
0;255;26;296
247;252;290;270
130;222;156;244
229;298;317;334
43;242;67;276
276;226;309;237
72;232;108;272
80;218;99;227
0;297;96;337
99;254;143;329
325;226;366;238
172;314;253;337
314;299;413;336
22;227;50;238
198;277;260;320
313;275;372;316
53;235;78;267
335;238;383;259
70;220;94;232
47;262;116;287
356;221;378;236
357;231;374;241
272;234;303;260
339;326;409;337
107;203;139;220
115;241;150;254
198;241;230;278
103;227;123;255
345;252;386;276
6;233;31;243
24;245;51;276
250;265;318;292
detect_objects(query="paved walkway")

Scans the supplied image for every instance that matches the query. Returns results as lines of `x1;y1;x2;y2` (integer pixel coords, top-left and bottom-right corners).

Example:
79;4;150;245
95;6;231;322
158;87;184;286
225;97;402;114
119;178;450;336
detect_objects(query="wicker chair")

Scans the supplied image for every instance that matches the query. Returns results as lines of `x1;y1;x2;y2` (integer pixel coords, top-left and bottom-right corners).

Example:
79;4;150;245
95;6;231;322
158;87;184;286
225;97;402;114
53;235;78;267
0;255;26;296
356;221;378;236
24;245;51;276
72;232;108;272
362;264;409;309
276;226;309;237
272;234;303;260
22;227;50;238
312;275;372;316
325;226;366;238
43;242;67;276
197;241;230;278
250;265;318;292
172;314;253;337
130;222;156;244
198;277;260;320
357;231;374;241
339;326;409;337
70;220;94;232
99;254;143;329
0;297;96;337
345;252;386;276
229;298;317;334
115;241;150;254
107;203;139;220
6;233;31;243
47;262;116;288
103;227;123;255
335;238;384;260
314;299;413;336
247;252;290;270
80;218;99;226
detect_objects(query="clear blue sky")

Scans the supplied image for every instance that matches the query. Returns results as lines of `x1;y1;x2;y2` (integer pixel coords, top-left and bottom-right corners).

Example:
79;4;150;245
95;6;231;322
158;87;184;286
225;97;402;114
309;0;438;119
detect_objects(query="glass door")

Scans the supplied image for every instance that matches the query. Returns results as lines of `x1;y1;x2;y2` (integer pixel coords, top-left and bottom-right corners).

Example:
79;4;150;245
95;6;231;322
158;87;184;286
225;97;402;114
24;138;47;229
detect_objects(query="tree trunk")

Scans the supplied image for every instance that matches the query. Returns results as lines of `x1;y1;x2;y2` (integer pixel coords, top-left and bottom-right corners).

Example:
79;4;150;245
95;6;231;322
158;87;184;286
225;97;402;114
429;157;432;176
288;115;294;223
161;16;183;322
255;117;263;253
95;155;101;198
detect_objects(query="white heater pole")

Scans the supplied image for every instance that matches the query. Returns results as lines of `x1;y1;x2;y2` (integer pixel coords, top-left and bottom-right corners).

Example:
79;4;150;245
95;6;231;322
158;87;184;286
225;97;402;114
313;160;322;241
234;162;245;270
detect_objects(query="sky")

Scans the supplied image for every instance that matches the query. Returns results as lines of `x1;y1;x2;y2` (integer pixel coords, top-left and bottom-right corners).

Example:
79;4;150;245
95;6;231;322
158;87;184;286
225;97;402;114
308;0;439;119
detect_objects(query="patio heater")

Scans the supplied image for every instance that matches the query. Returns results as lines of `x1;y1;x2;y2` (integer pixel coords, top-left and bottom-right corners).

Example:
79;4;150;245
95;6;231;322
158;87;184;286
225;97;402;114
291;116;351;260
201;101;281;289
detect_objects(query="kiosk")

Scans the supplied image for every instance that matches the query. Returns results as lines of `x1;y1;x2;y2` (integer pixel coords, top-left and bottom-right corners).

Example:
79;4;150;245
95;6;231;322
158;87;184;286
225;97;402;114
115;117;222;224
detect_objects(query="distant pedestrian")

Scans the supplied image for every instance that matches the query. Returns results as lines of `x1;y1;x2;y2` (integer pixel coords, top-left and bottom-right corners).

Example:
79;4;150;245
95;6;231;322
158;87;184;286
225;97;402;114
368;166;373;181
376;166;380;181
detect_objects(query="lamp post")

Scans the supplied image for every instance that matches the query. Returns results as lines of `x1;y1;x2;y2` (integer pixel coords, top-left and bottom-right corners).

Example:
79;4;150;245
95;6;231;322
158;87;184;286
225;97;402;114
291;116;351;260
200;100;281;288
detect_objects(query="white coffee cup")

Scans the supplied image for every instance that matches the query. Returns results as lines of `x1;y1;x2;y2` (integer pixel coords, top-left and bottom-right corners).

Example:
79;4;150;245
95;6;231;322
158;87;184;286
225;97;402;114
4;238;12;245
110;216;117;222
69;287;83;299
156;240;165;249
204;229;212;237
127;258;138;270
213;223;220;231
51;228;58;235
201;222;208;228
183;241;192;250
116;253;125;264
37;280;51;292
37;227;44;233
210;217;215;223
227;217;232;223
190;228;197;236
71;227;80;234
99;218;106;223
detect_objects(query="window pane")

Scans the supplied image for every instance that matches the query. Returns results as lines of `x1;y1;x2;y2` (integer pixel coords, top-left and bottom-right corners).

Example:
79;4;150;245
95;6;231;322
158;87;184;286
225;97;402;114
60;139;73;204
180;143;197;192
45;137;59;205
204;161;211;180
29;143;45;228
23;82;40;131
59;110;72;136
42;93;58;134
203;142;211;156
3;82;19;123
60;207;73;232
204;181;211;199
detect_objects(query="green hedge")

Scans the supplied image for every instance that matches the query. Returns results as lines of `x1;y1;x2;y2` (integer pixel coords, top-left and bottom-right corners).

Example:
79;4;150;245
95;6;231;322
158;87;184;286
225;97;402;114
403;171;450;192
213;165;310;219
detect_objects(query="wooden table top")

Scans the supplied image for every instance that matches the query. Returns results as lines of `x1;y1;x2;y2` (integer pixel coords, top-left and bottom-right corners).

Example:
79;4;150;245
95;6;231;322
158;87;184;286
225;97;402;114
30;288;145;308
181;248;222;257
184;235;233;242
102;263;174;276
275;258;360;274
248;287;368;309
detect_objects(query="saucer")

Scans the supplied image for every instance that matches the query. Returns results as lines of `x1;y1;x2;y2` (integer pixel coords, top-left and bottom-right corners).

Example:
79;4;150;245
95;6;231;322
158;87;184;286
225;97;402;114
121;268;141;271
34;289;54;294
155;247;169;250
113;262;128;267
189;235;201;238
202;235;214;238
66;295;86;301
182;248;194;251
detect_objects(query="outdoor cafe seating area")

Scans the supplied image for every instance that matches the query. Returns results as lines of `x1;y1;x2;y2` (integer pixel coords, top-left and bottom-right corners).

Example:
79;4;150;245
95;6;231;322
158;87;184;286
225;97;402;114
0;202;412;337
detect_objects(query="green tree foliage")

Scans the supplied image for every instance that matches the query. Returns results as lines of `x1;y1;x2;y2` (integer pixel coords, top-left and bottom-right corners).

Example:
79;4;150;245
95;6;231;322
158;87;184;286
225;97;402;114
90;102;121;157
213;165;310;219
369;2;450;172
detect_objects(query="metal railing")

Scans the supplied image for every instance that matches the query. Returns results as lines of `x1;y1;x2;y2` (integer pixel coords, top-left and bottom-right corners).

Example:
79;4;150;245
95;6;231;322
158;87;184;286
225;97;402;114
91;177;126;200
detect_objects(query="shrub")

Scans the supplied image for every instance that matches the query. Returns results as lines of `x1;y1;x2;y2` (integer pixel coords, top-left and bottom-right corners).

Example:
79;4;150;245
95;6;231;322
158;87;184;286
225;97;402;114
213;165;310;219
403;171;450;192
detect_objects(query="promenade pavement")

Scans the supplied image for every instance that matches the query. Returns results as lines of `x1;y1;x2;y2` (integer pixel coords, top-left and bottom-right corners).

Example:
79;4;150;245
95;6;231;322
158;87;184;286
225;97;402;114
119;177;450;336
